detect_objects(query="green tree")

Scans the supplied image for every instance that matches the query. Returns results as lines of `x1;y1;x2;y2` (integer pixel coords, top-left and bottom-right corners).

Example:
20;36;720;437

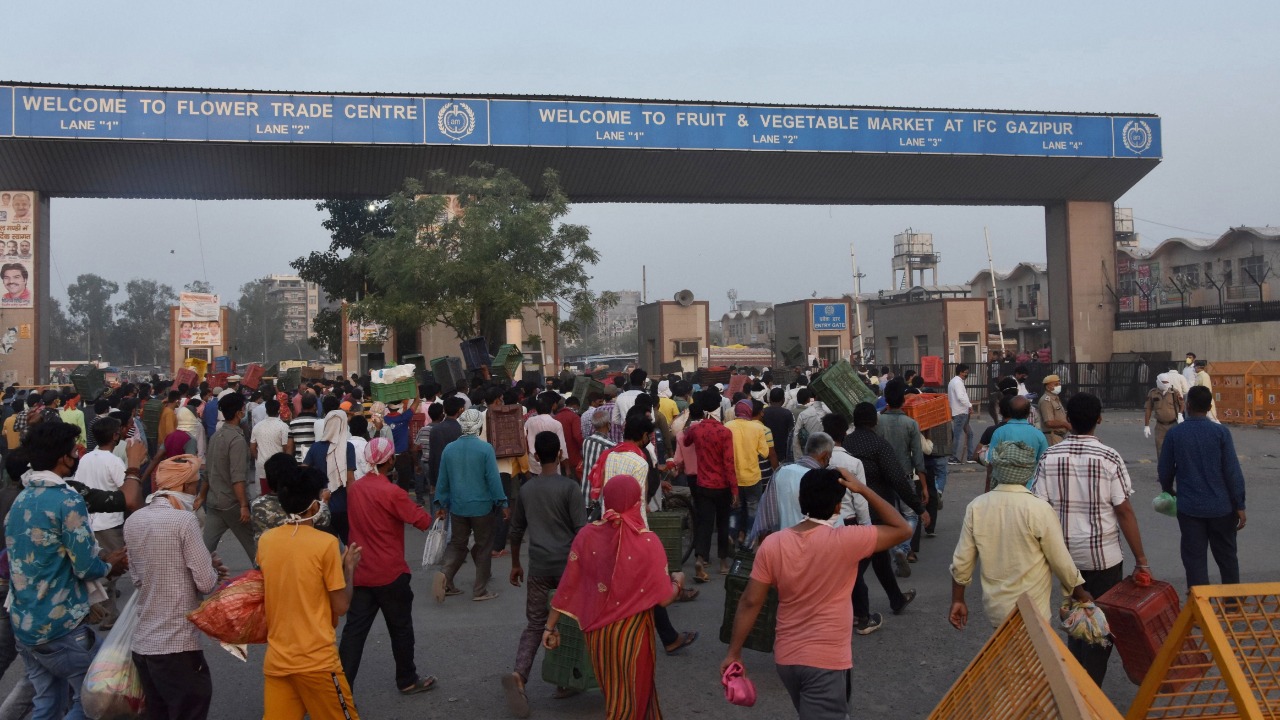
349;164;611;352
308;307;342;360
44;298;82;360
112;278;176;365
233;279;288;364
66;273;119;359
291;200;394;304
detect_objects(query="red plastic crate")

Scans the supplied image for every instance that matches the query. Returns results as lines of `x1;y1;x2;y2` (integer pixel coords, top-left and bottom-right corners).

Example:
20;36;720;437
240;364;264;390
175;368;198;389
921;356;943;386
1096;578;1209;687
902;393;951;431
209;372;230;389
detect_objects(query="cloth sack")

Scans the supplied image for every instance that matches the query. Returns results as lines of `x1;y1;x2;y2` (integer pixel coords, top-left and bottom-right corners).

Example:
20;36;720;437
721;661;757;707
187;570;268;645
421;517;450;568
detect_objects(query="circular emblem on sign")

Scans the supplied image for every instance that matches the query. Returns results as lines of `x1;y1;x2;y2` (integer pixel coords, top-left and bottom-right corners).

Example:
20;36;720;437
1121;120;1152;154
824;304;836;315
438;102;476;141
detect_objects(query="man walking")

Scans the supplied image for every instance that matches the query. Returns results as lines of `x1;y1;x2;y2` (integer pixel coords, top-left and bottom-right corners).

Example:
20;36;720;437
947;365;976;463
1144;373;1184;457
503;432;587;717
339;438;437;695
199;393;256;563
427;396;466;495
1032;392;1149;684
74;417;129;629
433;409;508;603
6;422;128;719
125;454;227;720
1159;386;1246;589
950;441;1092;629
250;399;291;497
721;468;911;718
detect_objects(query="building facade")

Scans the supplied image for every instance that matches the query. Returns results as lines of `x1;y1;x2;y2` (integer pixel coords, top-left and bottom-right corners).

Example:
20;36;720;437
721;306;774;347
968;262;1051;356
773;299;853;368
263;274;326;344
636;299;711;374
870;297;987;366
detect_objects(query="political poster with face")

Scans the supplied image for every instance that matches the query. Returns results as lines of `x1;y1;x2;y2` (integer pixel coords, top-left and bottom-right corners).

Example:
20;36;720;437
0;191;35;309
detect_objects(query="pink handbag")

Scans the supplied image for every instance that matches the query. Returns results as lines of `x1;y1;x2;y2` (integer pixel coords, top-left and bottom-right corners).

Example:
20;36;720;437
721;661;757;707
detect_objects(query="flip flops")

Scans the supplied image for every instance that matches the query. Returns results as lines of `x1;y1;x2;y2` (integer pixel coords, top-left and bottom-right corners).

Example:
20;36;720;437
664;631;699;655
399;676;437;695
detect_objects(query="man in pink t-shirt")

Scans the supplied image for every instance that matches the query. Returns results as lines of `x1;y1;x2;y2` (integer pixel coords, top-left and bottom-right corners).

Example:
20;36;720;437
721;468;912;718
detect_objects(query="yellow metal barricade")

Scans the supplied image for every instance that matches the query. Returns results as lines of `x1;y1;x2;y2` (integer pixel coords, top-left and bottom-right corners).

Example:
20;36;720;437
1245;362;1280;427
1209;362;1256;425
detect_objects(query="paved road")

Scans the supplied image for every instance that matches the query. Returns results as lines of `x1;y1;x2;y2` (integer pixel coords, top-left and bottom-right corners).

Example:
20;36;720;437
3;411;1275;719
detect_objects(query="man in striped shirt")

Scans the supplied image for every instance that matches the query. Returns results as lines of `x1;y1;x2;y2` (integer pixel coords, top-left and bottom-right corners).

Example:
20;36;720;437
579;411;615;508
1031;392;1149;685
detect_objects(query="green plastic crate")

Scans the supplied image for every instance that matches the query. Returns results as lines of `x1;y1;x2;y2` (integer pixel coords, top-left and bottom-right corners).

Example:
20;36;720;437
542;591;598;691
718;549;779;654
142;397;163;443
70;364;105;400
491;344;523;383
810;360;877;421
280;367;302;393
647;511;685;573
571;376;605;409
371;377;416;404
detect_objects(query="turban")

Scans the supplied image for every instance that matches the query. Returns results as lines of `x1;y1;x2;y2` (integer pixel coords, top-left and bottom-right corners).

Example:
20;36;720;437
735;399;753;419
459;408;485;436
155;454;200;491
364;437;395;467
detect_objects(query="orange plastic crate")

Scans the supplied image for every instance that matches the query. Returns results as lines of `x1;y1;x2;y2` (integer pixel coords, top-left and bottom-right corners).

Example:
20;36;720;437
902;393;951;431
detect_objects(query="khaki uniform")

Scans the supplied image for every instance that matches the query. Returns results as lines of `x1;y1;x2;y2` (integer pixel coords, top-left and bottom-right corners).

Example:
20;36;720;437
1038;393;1068;446
1145;389;1182;456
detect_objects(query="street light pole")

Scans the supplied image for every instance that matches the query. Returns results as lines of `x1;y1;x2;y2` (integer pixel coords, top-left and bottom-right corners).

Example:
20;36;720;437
850;242;865;361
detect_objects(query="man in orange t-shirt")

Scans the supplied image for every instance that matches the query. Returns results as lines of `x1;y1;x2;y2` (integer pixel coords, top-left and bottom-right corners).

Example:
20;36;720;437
720;468;911;718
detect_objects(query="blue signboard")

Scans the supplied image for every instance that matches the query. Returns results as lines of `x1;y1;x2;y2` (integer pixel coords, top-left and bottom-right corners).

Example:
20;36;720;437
813;303;847;331
0;85;1161;159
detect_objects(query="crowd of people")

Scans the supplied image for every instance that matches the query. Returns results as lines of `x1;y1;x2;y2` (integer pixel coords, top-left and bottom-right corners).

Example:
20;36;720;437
0;347;1249;719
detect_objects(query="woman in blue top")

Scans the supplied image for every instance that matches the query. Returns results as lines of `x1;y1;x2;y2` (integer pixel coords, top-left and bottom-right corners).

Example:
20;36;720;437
303;409;357;544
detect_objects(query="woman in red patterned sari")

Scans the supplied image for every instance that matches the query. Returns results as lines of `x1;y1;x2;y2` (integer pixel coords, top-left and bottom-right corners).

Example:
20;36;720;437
543;475;683;719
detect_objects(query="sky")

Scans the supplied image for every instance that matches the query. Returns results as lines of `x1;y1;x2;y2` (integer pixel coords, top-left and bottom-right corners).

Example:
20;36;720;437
7;1;1278;317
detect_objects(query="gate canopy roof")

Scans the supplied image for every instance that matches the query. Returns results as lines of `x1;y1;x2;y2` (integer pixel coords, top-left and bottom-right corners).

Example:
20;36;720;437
0;82;1161;204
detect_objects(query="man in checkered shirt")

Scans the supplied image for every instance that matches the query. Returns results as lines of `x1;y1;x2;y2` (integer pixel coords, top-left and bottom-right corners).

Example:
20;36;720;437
1031;391;1150;686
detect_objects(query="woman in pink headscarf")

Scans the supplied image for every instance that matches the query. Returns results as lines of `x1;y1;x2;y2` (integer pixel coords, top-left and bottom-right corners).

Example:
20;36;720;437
139;429;197;491
544;477;683;719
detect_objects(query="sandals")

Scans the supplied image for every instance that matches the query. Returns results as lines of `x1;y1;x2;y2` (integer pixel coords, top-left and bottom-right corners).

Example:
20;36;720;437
399;676;437;695
677;587;700;602
664;631;699;655
502;672;530;717
473;591;499;602
694;560;710;584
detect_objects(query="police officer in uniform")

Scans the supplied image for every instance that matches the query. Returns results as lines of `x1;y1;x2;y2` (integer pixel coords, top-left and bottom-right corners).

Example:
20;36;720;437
1038;374;1069;446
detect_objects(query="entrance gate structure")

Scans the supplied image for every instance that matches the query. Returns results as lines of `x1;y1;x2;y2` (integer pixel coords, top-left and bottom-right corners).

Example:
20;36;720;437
0;82;1161;383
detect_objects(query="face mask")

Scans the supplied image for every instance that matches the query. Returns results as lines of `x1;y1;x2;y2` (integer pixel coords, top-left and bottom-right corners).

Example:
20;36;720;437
1052;385;1063;395
1186;358;1194;365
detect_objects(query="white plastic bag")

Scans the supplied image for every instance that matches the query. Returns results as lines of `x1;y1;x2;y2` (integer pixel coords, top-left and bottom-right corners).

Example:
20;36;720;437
82;592;146;719
421;517;450;568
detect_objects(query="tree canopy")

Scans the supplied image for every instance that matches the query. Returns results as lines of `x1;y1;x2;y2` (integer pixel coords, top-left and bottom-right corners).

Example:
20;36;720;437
312;164;613;352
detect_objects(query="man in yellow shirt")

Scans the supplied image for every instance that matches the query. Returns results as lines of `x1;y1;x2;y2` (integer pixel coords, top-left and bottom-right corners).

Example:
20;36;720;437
948;441;1091;630
656;380;680;425
259;465;365;719
2;396;23;451
726;399;777;544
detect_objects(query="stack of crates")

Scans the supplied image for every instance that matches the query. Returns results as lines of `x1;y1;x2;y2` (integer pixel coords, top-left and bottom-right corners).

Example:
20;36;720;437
902;393;951;431
542;591;598;692
718;549;779;653
810;360;877;421
281;367;302;393
646;511;685;573
212;356;233;374
142;397;163;446
490;344;523;383
183;357;208;382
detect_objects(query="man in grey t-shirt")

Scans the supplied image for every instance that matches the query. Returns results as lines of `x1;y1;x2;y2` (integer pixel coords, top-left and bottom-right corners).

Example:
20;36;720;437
199;393;255;563
503;431;587;714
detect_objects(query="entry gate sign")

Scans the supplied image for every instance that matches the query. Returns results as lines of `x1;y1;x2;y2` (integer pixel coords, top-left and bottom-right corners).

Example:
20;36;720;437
813;304;847;331
0;86;1161;159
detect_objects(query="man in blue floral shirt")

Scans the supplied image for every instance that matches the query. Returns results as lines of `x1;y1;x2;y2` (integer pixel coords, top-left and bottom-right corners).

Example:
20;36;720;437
5;421;128;719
